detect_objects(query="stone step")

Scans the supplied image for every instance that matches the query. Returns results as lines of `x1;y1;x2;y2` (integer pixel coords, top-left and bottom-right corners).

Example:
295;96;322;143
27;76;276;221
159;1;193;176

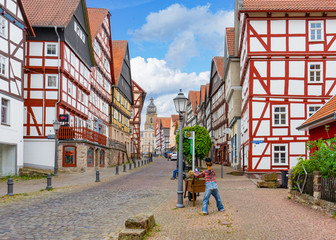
118;228;146;240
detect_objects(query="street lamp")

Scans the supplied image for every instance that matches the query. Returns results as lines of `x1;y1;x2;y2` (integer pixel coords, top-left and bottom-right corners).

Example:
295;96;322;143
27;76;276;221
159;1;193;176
53;120;61;176
173;89;188;208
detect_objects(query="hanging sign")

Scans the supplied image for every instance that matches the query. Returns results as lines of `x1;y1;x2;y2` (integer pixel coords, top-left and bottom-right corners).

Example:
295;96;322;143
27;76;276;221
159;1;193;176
59;114;69;122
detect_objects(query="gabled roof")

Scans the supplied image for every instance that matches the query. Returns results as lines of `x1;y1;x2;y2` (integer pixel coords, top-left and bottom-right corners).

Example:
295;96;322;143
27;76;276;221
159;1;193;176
188;90;200;115
226;28;235;56
17;0;35;36
87;8;109;39
240;0;336;12
213;56;224;79
112;40;128;85
298;95;336;131
21;0;80;27
161;117;171;129
171;115;179;124
132;80;147;108
200;85;207;104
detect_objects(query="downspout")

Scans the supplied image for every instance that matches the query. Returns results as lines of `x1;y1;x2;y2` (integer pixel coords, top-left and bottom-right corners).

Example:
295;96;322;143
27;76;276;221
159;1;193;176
54;26;61;121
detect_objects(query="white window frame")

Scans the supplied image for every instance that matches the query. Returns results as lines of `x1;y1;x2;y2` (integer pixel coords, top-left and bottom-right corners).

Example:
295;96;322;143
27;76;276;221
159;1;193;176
272;105;288;126
308;62;323;83
0;15;8;38
45;43;58;56
272;144;287;165
0;54;8;77
1;98;10;125
113;109;118;119
309;21;324;42
307;105;321;117
46;74;58;89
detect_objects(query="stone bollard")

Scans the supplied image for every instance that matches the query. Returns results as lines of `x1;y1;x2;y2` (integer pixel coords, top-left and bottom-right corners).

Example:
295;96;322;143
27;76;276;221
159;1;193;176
96;170;100;182
141;160;143;166
46;174;53;190
129;163;132;170
288;169;293;198
313;171;322;203
134;161;136;169
116;165;119;175
123;164;126;172
138;161;140;167
7;178;14;196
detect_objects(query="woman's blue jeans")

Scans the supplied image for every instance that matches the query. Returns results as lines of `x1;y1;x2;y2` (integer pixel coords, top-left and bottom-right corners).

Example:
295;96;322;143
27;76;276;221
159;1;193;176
202;181;224;214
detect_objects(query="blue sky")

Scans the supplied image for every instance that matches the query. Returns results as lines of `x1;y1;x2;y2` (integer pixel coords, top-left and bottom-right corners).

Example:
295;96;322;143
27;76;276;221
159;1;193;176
86;0;234;128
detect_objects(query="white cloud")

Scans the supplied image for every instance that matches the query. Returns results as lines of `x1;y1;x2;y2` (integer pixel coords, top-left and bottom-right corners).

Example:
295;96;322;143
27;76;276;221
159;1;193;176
131;3;234;66
131;56;209;96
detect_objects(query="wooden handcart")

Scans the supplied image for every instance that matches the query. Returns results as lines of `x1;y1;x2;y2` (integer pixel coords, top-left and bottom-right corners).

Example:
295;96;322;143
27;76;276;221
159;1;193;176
184;176;206;206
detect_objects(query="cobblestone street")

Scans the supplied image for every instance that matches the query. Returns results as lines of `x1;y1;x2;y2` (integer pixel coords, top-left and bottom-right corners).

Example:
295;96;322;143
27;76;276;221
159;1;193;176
0;158;176;240
1;158;335;240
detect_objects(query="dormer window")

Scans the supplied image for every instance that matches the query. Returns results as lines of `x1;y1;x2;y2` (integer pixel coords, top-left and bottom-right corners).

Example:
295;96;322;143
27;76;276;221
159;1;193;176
309;21;324;42
74;21;86;44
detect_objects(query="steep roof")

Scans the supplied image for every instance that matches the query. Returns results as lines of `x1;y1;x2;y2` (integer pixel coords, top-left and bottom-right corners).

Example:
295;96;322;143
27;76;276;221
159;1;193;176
200;85;207;104
17;0;35;36
21;0;80;27
213;56;224;79
171;115;179;124
112;40;128;85
298;95;336;131
161;118;171;129
188;91;200;115
87;8;109;39
240;0;336;12
226;28;235;56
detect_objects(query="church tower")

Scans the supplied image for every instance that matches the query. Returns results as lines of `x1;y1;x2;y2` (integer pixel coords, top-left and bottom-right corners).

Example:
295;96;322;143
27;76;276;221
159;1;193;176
144;97;157;130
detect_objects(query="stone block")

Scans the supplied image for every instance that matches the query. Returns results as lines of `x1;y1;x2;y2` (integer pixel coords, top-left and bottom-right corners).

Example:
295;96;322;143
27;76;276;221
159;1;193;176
257;180;281;188
263;173;278;182
118;229;146;240
125;213;155;231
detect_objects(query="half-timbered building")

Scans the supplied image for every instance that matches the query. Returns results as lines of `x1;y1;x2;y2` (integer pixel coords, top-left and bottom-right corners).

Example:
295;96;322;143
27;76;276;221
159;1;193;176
169;114;179;150
185;90;199;127
130;80;146;159
22;0;109;171
0;0;34;176
209;56;229;165
224;27;242;170
238;0;336;175
196;85;208;128
154;117;162;153
111;40;133;163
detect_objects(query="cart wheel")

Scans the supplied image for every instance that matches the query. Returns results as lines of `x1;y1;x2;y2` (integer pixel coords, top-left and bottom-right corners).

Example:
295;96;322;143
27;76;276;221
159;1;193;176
188;192;197;201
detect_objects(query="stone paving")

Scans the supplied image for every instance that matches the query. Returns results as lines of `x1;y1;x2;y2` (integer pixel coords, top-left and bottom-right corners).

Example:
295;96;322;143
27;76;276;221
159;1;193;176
1;158;335;239
0;158;176;240
148;164;336;240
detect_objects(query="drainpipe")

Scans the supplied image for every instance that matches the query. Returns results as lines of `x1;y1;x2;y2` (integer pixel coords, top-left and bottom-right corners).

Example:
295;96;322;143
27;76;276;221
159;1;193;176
54;26;61;121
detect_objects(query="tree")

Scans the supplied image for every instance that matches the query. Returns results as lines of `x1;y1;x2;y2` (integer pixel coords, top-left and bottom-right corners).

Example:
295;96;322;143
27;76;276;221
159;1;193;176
176;125;212;166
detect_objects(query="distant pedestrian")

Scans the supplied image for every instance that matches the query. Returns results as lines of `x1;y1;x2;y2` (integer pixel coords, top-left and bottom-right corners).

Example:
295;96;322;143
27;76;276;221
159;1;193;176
171;161;186;180
192;157;224;215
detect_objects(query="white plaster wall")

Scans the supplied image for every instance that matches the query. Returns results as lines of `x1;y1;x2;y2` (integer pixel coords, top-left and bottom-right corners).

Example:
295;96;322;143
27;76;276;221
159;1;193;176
9;22;21;45
308;85;322;96
0;94;23;173
258;157;270;170
29;42;43;56
252;142;268;155
255;120;270;136
290;142;306;155
271;37;286;51
326;80;336;95
6;0;16;15
289;37;306;51
253;80;266;95
290;120;305;136
272;128;288;136
290;157;301;169
23;139;55;169
271;20;286;34
254;61;267;77
250;20;267;34
270;80;285;95
29;59;42;66
326;61;336;77
289;20;305;34
309;44;324;51
288;80;304;95
0;37;8;53
250;38;266;52
271;61;285;77
289;61;305;78
290;103;305;118
326;20;336;33
252;102;266;119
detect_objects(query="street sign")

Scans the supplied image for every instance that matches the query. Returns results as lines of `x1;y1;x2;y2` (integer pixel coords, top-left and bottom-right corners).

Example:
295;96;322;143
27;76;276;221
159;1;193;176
47;134;56;139
185;131;192;139
215;143;220;149
190;140;193;155
59;114;69;122
252;140;264;144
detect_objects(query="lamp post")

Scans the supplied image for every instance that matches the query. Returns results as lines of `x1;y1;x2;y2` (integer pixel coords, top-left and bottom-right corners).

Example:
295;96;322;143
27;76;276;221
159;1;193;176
173;89;188;208
53;120;61;176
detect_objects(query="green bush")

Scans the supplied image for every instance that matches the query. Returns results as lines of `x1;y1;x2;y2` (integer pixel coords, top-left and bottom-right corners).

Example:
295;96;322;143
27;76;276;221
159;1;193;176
292;137;336;179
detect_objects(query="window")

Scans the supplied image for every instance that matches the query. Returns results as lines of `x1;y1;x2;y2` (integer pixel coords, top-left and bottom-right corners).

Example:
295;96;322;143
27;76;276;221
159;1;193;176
104;57;110;71
114;109;118;119
68;81;72;94
87;148;94;167
130;126;133;134
46;75;57;88
1;98;9;125
63;146;76;167
0;55;7;77
273;145;287;165
46;43;57;56
273;106;287;126
308;63;323;83
0;15;7;38
74;21;85;43
93;39;101;56
308;105;321;117
309;21;323;41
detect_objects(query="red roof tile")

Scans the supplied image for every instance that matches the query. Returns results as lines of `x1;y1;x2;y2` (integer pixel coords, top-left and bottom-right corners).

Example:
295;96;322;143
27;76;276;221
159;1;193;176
200;85;207;103
188;91;200;115
213;56;224;79
21;0;80;26
112;40;128;85
161;118;171;129
241;0;336;12
171;115;179;124
226;28;235;56
87;8;109;39
299;95;336;130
